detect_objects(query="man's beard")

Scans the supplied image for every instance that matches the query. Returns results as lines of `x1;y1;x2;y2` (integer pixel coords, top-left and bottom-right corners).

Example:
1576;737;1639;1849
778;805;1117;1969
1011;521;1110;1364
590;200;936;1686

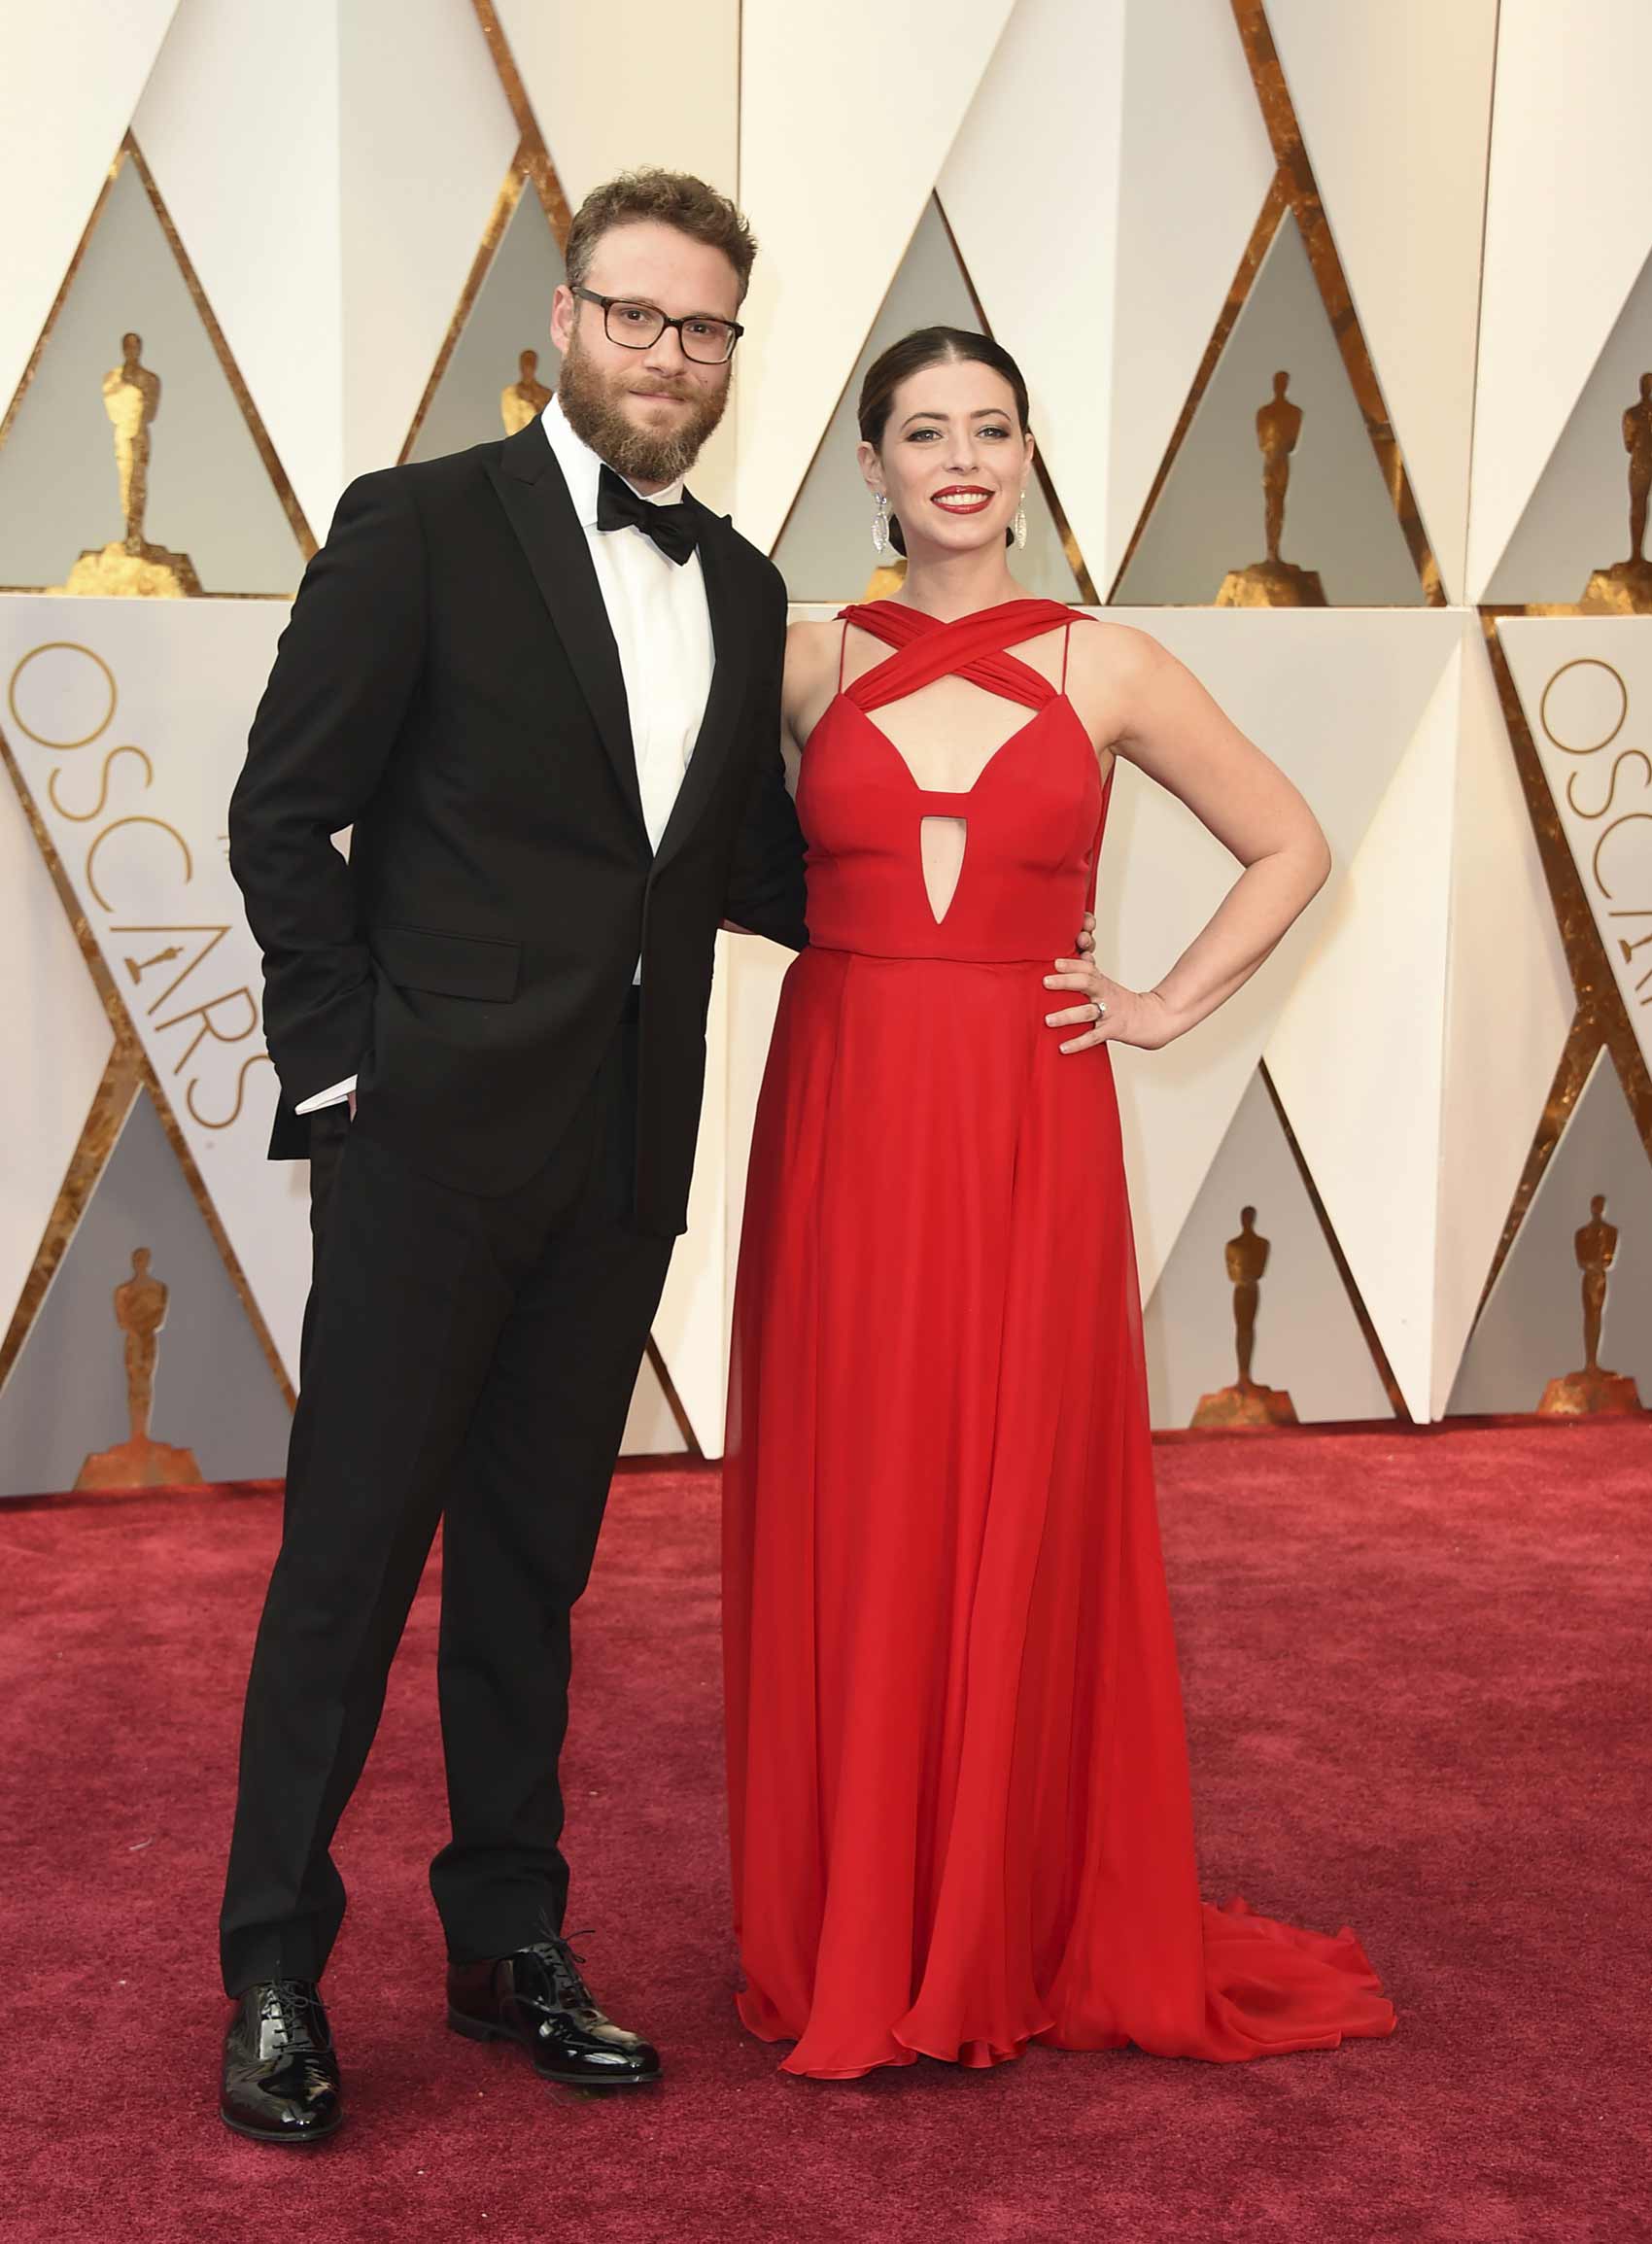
558;332;729;485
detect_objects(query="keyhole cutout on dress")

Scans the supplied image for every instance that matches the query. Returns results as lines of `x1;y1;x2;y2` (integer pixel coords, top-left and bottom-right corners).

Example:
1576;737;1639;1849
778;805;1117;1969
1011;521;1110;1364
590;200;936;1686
920;815;967;925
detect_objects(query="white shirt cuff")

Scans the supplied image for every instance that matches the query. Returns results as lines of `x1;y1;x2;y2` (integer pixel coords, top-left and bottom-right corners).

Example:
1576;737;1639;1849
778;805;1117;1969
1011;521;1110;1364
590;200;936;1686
294;1074;357;1115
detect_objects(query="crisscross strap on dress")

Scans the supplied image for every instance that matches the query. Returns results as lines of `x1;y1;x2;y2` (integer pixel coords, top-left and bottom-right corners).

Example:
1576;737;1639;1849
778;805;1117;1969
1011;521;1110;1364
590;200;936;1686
836;597;1083;713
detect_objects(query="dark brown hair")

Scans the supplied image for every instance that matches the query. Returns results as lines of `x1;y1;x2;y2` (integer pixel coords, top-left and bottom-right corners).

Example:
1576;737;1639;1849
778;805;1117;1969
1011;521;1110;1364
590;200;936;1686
565;167;758;302
856;328;1031;554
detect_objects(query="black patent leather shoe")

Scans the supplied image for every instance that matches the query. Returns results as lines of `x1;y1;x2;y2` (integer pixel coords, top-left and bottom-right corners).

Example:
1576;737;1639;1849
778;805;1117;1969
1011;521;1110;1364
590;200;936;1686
220;1979;342;2144
447;1936;661;2088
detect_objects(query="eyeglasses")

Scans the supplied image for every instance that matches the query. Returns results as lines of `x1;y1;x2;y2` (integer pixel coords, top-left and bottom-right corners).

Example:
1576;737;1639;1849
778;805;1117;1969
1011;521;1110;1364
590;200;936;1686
572;287;744;365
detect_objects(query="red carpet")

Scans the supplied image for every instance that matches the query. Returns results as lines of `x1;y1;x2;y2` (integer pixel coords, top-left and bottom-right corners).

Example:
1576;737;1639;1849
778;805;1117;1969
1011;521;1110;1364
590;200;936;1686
2;1420;1646;2243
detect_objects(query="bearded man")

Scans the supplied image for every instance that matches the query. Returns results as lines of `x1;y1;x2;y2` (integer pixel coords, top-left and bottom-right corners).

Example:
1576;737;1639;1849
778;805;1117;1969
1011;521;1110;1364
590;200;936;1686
218;168;806;2141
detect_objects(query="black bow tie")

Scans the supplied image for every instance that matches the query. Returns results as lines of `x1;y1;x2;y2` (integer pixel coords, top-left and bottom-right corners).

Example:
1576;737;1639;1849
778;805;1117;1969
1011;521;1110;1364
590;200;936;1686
596;463;700;566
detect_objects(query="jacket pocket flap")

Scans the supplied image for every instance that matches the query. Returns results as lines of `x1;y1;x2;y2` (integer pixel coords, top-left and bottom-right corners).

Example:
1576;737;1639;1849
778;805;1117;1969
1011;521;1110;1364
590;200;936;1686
372;923;521;1002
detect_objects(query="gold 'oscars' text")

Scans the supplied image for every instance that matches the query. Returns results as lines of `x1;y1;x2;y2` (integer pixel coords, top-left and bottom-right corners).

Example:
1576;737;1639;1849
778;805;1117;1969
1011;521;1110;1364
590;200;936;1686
1541;657;1652;1010
8;639;271;1127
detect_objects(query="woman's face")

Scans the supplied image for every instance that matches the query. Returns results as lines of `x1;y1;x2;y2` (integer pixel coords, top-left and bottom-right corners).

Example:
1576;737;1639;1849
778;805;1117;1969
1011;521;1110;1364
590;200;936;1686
859;360;1034;559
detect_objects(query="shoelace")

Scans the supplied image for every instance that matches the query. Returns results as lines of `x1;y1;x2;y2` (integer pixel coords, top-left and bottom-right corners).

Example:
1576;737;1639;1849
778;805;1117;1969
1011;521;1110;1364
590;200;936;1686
257;1981;322;2045
523;1929;597;2013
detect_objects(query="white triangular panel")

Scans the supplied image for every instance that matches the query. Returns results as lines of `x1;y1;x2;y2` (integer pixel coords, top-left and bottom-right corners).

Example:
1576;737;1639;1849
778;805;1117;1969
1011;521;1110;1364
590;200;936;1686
938;0;1126;590
0;0;179;418
1264;636;1461;1421
134;0;342;535
1431;626;1574;1413
736;0;1016;553
1107;0;1276;585
1107;607;1460;1306
0;600;314;1383
1267;0;1497;603
138;1;529;527
492;0;740;212
1467;0;1652;600
337;0;519;486
1500;616;1652;1084
0;781;115;1337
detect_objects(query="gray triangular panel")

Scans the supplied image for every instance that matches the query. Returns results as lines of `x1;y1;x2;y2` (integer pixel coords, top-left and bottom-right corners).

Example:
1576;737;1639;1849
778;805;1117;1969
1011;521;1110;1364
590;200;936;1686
1484;242;1652;606
0;155;305;595
773;196;1082;604
0;1088;293;1498
1116;210;1421;607
408;188;568;464
1143;1069;1393;1427
1448;1049;1652;1413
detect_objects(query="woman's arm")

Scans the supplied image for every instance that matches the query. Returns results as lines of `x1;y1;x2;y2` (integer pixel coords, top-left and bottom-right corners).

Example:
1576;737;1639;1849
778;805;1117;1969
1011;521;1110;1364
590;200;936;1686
716;614;836;942
721;570;809;951
1046;622;1330;1053
778;617;842;790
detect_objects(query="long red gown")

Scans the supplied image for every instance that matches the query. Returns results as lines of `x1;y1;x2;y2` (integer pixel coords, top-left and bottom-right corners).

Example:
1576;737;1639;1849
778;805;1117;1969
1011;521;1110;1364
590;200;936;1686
723;597;1395;2079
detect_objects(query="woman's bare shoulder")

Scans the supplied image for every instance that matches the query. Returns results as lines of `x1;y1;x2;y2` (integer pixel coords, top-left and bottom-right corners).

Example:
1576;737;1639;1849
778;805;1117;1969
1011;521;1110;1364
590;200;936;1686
784;615;845;692
1068;613;1168;679
786;614;843;656
1061;615;1174;753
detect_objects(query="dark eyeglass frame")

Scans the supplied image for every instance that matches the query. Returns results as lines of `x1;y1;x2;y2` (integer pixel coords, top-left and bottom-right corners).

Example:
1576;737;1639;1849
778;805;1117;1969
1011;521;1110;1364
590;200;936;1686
572;287;744;364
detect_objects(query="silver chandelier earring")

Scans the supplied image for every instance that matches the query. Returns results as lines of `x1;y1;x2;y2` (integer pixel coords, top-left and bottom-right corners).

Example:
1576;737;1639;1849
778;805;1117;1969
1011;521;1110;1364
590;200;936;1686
872;492;892;558
1014;490;1028;549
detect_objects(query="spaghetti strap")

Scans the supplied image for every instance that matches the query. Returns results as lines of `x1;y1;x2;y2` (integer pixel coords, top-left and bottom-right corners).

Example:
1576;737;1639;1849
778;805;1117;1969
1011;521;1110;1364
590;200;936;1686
1060;624;1073;693
838;619;849;692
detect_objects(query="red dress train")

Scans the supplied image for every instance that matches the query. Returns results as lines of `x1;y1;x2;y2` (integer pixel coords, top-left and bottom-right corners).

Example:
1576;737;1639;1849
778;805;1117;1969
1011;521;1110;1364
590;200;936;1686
723;598;1395;2078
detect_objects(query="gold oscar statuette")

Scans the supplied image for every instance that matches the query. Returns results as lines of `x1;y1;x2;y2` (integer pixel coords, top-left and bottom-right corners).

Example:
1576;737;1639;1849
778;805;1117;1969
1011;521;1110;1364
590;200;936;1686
1537;1195;1644;1416
1217;371;1326;608
55;332;202;597
1580;372;1652;614
74;1248;205;1490
1192;1206;1300;1428
500;348;554;435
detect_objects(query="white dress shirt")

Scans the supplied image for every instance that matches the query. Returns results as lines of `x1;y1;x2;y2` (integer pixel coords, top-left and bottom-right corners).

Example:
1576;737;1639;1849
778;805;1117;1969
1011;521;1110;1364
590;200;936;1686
295;396;715;1116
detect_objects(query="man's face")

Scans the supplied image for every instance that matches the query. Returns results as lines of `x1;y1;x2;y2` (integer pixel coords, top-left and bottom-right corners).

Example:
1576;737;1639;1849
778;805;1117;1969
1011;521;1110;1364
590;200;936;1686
550;221;740;489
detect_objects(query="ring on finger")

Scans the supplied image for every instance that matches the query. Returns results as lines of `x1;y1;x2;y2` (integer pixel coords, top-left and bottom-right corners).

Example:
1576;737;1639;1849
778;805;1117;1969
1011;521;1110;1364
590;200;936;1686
1092;998;1107;1020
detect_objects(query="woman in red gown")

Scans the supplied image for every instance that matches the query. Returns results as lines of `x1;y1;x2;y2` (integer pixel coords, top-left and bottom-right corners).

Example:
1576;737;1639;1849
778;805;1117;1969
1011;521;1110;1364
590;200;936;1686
723;327;1396;2079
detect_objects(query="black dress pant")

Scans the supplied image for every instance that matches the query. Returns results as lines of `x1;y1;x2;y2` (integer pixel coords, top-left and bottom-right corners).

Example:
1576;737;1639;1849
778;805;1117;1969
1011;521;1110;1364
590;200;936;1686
220;1000;673;1994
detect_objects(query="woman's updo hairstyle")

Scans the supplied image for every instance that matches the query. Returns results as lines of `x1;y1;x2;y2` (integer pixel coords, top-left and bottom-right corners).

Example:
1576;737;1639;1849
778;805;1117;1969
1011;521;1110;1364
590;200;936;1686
857;327;1032;556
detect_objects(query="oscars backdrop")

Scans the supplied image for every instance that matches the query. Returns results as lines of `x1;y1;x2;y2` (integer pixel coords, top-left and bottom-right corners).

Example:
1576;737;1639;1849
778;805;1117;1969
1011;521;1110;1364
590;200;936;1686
2;0;1649;1497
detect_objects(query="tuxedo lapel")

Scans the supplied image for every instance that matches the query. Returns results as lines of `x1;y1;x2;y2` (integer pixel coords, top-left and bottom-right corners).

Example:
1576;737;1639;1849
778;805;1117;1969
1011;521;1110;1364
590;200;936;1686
654;503;753;873
484;419;646;838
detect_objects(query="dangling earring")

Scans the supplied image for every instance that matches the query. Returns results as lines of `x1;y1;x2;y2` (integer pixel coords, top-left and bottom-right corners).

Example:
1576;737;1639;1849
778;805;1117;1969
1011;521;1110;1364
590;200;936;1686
1014;490;1028;549
872;492;892;558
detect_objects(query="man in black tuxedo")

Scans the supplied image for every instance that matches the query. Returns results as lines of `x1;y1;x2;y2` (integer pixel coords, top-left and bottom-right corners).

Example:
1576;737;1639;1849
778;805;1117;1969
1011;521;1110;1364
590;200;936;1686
218;169;806;2141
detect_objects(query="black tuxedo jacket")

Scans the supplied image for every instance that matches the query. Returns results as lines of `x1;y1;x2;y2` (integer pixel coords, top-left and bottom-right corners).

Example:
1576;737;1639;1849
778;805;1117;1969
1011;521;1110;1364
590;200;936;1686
227;416;808;1234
